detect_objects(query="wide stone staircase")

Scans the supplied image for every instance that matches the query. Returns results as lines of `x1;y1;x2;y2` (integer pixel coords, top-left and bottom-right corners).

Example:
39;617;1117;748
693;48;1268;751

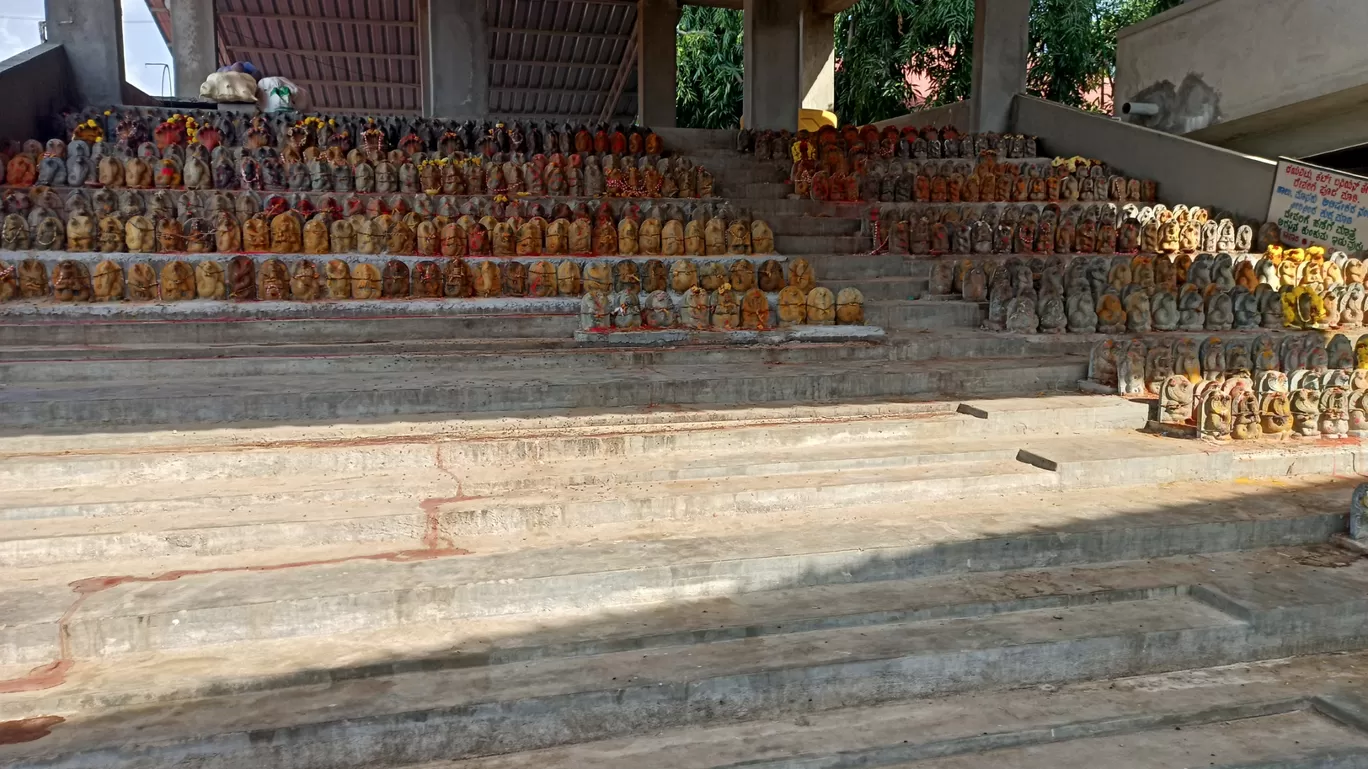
6;127;1368;767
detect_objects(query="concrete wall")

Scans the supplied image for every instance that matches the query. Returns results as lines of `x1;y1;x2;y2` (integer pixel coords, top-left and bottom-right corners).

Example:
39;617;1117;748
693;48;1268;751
0;43;72;143
1011;95;1277;223
873;101;971;132
1115;0;1368;156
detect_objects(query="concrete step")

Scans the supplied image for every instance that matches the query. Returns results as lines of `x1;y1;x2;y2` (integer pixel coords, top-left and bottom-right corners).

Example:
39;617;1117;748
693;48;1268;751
744;181;792;198
0;397;1148;567
0;340;899;383
0;355;1088;429
2;542;1364;767
0;395;1141;491
801;252;908;280
827;276;921;302
764;213;863;236
427;655;1368;769
0;311;580;347
0;473;1352;663
776;233;869;254
868;299;983;331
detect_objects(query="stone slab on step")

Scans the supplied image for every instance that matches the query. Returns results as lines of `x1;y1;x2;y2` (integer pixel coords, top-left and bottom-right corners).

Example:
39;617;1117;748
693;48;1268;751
427;655;1368;769
0;548;1345;720
6;547;1368;767
572;325;886;346
0;313;580;346
1016;431;1368;486
867;299;984;330
775;234;869;255
0;394;1143;491
0;476;1350;666
0;355;1088;429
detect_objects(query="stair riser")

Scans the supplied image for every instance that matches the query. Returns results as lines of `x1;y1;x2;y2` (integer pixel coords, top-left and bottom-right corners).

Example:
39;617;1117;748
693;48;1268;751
1;436;1339;570
775;235;869;255
0;343;900;383
0;510;428;572
0;315;579;346
0;363;1088;429
871;302;983;331
0;586;1185;718
2;512;1339;664
11;609;1368;769
443;469;1059;537
0;401;1141;493
0;334;1093;382
0;466;1052;570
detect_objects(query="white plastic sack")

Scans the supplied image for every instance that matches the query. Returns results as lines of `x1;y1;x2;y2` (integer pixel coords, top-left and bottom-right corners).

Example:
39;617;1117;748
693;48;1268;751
199;71;258;103
257;76;310;113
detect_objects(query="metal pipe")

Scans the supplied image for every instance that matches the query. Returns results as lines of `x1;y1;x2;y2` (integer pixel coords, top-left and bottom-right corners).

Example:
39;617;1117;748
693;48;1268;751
1122;102;1160;116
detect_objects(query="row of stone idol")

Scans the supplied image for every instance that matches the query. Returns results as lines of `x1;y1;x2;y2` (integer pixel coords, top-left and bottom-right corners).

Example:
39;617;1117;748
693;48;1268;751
578;285;865;332
970;250;1361;334
3;140;717;200
0;210;777;259
2;255;821;304
883;203;1269;257
1095;333;1368;441
1089;332;1359;393
799;156;1161;208
745;124;1040;164
61;108;671;159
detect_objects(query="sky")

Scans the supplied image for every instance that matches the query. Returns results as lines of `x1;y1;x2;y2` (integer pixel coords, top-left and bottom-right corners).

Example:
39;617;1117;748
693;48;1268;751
0;0;173;97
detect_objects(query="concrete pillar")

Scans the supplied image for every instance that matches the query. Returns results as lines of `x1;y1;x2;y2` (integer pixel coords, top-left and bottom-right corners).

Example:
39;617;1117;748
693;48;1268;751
636;0;678;127
743;0;802;131
44;0;125;106
969;0;1031;133
170;0;217;98
799;3;834;114
427;0;488;119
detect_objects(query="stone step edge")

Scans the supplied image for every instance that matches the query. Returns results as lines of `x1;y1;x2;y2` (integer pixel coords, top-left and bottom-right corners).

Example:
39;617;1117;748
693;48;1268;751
7;592;1368;767
0;392;1119;457
1;505;1342;665
0;582;1190;720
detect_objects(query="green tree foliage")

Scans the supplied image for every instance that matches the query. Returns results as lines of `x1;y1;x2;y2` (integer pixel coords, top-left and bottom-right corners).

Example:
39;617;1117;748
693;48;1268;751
674;0;1183;128
675;6;745;130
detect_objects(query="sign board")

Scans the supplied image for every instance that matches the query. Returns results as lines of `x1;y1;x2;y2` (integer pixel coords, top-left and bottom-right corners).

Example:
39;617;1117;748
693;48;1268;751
1267;157;1368;254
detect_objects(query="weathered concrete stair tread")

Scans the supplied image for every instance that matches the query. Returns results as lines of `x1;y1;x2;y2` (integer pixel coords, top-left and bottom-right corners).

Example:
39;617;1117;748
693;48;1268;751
0;547;1336;720
0;477;1350;666
426;654;1368;769
0;355;1089;428
6;550;1368;766
0;394;1131;457
0;340;908;383
0;473;436;521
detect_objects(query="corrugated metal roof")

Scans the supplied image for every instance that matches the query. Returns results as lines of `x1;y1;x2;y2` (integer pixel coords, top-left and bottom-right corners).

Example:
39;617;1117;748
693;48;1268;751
146;0;639;119
215;0;423;114
487;0;638;120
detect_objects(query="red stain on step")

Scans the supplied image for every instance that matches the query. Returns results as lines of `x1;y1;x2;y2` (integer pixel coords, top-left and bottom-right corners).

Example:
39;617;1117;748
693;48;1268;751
0;716;65;745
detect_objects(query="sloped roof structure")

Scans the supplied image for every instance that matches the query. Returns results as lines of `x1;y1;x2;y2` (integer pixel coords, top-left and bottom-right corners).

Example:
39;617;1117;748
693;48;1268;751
146;0;639;118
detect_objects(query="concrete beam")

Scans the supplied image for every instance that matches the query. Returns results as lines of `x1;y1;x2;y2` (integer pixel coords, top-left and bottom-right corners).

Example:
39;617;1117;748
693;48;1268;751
800;1;835;114
743;0;802;131
969;0;1030;133
637;0;678;127
427;0;489;119
43;0;125;107
169;0;217;98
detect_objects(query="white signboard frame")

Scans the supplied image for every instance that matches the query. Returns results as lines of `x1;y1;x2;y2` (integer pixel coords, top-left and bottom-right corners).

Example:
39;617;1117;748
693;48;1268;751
1267;157;1368;254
